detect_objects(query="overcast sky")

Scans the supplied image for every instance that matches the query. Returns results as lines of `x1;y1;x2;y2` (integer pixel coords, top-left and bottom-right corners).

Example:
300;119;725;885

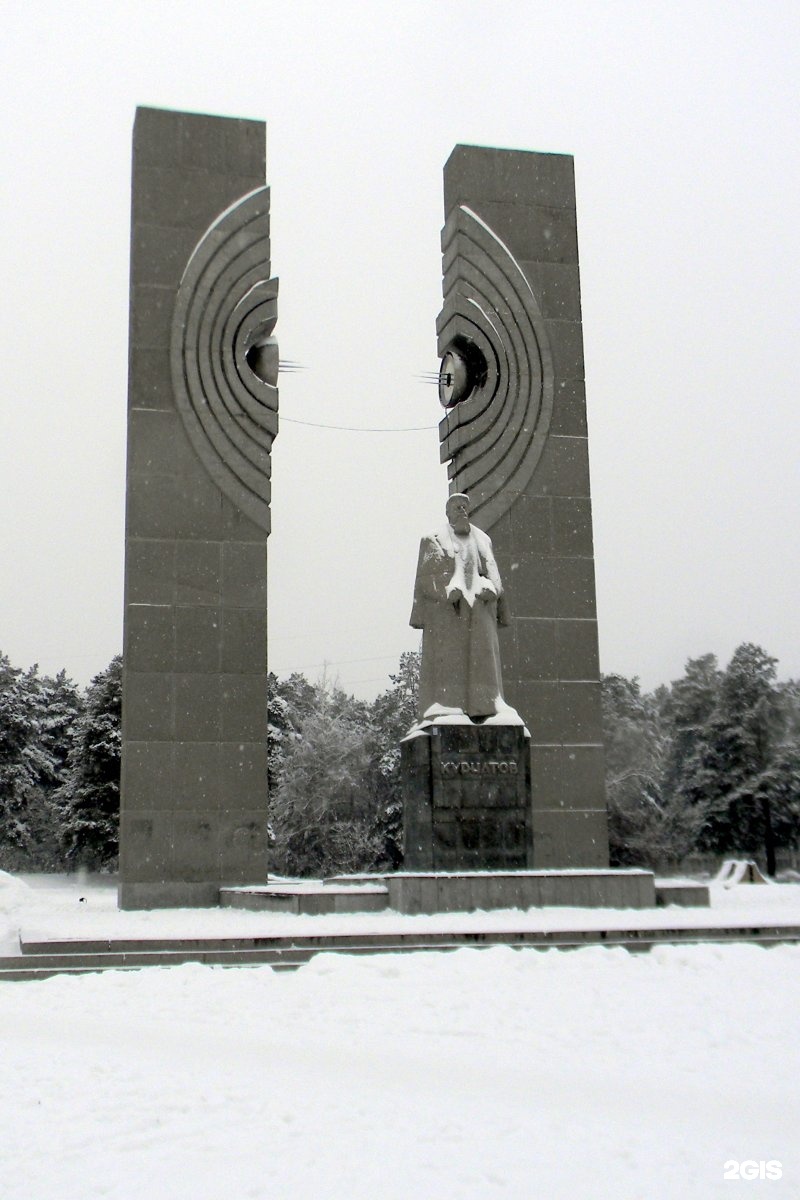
1;0;798;699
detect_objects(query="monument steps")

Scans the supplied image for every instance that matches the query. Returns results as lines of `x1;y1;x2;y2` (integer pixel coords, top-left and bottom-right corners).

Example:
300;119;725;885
3;922;800;982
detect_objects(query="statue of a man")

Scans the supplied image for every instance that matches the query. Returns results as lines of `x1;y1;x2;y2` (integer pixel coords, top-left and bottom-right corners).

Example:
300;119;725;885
410;493;511;720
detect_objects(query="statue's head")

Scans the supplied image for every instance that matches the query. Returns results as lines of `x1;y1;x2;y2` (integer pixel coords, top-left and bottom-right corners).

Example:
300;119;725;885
446;492;471;535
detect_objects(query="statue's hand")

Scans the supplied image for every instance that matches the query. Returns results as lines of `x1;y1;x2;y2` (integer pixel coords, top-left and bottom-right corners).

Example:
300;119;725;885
448;587;463;607
477;584;496;603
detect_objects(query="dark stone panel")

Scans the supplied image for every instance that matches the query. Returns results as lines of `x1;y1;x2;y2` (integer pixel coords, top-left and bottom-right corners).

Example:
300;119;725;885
463;201;578;265
481;481;525;523
126;604;175;672
532;808;610;869
222;542;268;607
174;742;221;810
133;108;262;178
556;619;600;681
486;507;513;552
520;261;582;320
175;424;208;477
444;145;576;211
221;608;267;674
128;348;175;411
126;540;176;606
171;812;219;880
179;109;265;177
224;120;267;176
514;681;561;742
500;553;555;618
175;540;222;606
219;809;268;880
544;319;585;382
123;672;174;741
174;466;226;540
220;675;267;741
530;745;562;809
551;497;594;558
174;674;221;741
531;745;605;811
557;681;603;742
503;673;525;721
401;734;434;870
529;436;590;498
531;811;563;867
516;618;558;681
550;379;587;437
507;494;553;558
178;112;229;171
132;165;265;230
122;741;175;811
131;222;199;289
222;498;272;542
551;557;598;619
131;283;174;350
175;606;222;673
128;408;179;476
403;725;532;870
118;810;174;880
562;745;606;806
119;880;221;909
133;107;183;168
174;425;273;514
219;742;268;810
126;472;177;539
502;815;528;851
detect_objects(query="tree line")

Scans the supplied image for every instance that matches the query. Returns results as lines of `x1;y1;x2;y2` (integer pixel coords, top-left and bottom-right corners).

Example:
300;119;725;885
603;643;800;874
1;642;798;876
0;652;121;871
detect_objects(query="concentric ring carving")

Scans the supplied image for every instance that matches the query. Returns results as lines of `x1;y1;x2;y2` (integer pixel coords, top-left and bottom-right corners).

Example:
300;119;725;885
171;187;278;532
437;205;554;530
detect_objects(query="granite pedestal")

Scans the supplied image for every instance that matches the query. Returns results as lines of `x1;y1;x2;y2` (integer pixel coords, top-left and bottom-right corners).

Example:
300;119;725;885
402;723;532;871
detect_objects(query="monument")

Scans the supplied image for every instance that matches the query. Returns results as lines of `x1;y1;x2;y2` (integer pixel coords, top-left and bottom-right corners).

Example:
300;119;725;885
119;107;278;908
402;493;533;871
412;492;509;720
433;145;610;870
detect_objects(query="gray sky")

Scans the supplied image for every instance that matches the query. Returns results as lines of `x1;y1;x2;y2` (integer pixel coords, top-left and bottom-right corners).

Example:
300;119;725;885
1;0;798;698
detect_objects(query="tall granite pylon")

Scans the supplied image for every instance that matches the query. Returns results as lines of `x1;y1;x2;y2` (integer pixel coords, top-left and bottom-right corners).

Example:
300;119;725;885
436;145;609;868
120;107;278;908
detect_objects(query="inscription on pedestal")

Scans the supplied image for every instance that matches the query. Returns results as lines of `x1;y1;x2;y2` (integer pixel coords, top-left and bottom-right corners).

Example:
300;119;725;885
402;724;532;871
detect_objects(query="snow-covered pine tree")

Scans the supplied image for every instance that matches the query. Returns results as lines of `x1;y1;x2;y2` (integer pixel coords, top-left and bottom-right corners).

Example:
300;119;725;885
369;649;420;867
683;644;800;874
0;652;42;865
57;656;122;868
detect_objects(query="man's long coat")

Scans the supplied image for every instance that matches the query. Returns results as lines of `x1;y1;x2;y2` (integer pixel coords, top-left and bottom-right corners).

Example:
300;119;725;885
410;522;509;719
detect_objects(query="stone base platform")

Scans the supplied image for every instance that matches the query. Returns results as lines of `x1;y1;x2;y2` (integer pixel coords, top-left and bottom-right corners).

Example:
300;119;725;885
217;867;704;916
386;869;656;914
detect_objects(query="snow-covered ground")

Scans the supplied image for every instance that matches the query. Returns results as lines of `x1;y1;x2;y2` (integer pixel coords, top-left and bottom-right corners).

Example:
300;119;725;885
1;872;799;1199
